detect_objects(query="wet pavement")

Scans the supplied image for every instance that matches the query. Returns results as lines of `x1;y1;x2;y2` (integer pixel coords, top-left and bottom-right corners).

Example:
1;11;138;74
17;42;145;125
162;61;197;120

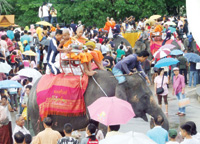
10;84;200;141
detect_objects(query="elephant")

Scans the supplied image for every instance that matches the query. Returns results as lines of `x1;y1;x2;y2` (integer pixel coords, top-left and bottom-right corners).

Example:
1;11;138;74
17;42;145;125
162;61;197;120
113;36;132;51
28;70;169;136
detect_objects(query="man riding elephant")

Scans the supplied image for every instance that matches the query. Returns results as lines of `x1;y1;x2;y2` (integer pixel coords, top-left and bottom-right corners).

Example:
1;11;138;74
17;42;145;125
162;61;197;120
112;50;151;85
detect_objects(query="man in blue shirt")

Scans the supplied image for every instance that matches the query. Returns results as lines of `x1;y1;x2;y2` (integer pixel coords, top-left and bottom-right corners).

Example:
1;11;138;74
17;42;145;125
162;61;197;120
7;26;14;40
112;50;151;84
20;30;31;48
162;24;171;46
46;30;63;75
147;115;168;144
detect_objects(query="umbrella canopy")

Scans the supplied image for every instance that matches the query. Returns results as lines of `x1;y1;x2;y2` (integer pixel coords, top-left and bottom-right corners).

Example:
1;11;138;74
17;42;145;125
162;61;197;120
36;21;52;26
88;97;135;126
149;15;161;20
0;80;23;89
40;39;50;46
145;19;156;26
0;62;12;73
11;75;28;81
160;44;176;50
155;58;179;68
17;68;42;83
100;131;157;144
164;21;176;26
153;48;171;59
164;27;176;33
170;49;183;56
184;53;200;63
22;50;37;56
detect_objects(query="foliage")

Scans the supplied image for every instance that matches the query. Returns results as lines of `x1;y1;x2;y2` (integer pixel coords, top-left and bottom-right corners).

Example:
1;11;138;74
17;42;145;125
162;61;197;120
0;0;13;15
1;0;186;27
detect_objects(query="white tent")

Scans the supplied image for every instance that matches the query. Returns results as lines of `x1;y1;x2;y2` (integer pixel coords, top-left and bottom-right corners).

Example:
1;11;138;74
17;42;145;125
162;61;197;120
186;0;200;46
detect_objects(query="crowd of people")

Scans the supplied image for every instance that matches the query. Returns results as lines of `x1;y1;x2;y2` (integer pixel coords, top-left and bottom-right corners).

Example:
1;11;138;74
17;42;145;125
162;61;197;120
0;6;200;143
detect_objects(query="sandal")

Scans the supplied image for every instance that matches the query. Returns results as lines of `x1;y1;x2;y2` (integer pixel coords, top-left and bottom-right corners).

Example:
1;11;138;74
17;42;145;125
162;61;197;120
178;113;186;116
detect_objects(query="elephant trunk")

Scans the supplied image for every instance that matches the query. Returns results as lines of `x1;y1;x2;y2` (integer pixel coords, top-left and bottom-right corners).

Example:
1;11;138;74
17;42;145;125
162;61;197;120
146;97;169;130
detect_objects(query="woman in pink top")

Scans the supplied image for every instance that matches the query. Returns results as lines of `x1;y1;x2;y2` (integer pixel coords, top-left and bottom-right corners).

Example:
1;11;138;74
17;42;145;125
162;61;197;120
30;24;36;36
172;67;186;116
5;36;14;52
154;68;169;114
23;57;30;69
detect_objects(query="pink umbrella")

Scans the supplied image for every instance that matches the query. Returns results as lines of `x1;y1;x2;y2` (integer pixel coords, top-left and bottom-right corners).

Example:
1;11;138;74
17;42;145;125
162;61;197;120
160;44;176;50
87;97;135;126
153;48;171;59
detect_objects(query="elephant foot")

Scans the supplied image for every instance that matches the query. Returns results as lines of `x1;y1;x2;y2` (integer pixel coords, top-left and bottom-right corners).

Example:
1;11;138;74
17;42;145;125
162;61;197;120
85;70;97;76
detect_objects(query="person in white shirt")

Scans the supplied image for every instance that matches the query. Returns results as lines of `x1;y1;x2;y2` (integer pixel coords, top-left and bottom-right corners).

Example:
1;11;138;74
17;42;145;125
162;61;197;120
42;2;50;22
0;96;13;144
105;125;122;138
186;121;200;142
178;19;183;29
101;41;109;56
12;114;30;141
38;5;43;21
137;19;144;30
117;41;128;52
166;129;179;144
180;123;199;144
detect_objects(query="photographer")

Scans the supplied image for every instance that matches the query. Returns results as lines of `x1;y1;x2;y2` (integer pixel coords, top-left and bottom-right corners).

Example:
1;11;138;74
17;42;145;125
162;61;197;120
50;6;57;24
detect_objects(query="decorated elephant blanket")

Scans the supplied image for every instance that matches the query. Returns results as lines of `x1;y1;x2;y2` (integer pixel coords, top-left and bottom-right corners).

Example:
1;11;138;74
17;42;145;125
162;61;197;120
150;39;174;55
36;73;88;121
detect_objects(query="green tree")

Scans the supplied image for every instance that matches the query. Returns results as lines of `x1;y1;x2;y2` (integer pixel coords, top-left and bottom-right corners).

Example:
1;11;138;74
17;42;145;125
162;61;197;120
2;0;186;27
0;0;13;15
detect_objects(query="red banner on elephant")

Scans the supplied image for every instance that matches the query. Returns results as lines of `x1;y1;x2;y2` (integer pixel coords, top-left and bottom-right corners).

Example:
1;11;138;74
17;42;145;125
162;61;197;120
36;74;88;121
150;39;174;55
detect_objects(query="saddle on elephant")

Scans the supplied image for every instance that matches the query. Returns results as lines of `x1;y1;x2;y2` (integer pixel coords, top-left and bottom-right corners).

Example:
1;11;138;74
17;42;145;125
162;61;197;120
36;73;88;121
61;27;105;76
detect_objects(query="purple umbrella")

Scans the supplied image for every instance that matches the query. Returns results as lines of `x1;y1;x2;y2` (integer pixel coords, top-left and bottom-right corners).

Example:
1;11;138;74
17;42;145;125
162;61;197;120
11;75;28;81
160;44;176;50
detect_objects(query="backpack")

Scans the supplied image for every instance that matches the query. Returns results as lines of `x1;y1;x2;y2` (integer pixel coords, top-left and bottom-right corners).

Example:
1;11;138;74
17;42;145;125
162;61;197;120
87;138;99;144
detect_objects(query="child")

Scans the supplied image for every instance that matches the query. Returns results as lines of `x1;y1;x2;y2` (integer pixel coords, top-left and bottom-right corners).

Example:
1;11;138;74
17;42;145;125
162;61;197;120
80;123;99;144
180;123;199;144
23;40;30;51
166;129;179;144
10;51;18;73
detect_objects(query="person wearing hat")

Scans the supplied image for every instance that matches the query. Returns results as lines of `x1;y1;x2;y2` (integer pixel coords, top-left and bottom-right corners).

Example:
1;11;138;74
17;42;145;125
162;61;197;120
172;67;186;116
85;41;105;70
23;40;30;52
166;129;179;144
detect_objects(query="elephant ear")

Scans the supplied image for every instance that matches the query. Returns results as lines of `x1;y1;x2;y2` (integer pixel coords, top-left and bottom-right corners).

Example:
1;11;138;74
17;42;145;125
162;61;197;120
115;81;129;101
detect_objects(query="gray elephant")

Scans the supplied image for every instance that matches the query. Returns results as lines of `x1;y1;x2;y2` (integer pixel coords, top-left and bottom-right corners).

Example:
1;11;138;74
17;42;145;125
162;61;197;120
28;70;169;135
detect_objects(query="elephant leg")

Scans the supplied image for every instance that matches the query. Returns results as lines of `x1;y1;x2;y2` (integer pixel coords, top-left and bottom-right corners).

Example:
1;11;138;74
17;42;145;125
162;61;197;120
99;123;108;137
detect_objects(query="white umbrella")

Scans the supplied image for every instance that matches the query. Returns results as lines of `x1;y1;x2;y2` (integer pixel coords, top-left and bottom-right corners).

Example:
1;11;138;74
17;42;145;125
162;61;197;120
17;68;42;83
100;131;157;144
164;21;176;26
0;62;12;73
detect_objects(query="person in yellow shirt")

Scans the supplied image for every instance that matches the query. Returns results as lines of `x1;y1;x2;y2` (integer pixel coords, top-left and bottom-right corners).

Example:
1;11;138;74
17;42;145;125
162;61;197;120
32;117;62;144
36;25;43;41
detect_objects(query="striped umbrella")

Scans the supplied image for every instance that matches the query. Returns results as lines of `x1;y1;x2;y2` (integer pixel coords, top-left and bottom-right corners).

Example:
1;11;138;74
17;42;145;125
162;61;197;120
153;48;171;59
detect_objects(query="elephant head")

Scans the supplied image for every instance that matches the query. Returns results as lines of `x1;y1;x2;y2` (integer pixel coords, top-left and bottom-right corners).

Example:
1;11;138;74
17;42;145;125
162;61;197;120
115;73;169;130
